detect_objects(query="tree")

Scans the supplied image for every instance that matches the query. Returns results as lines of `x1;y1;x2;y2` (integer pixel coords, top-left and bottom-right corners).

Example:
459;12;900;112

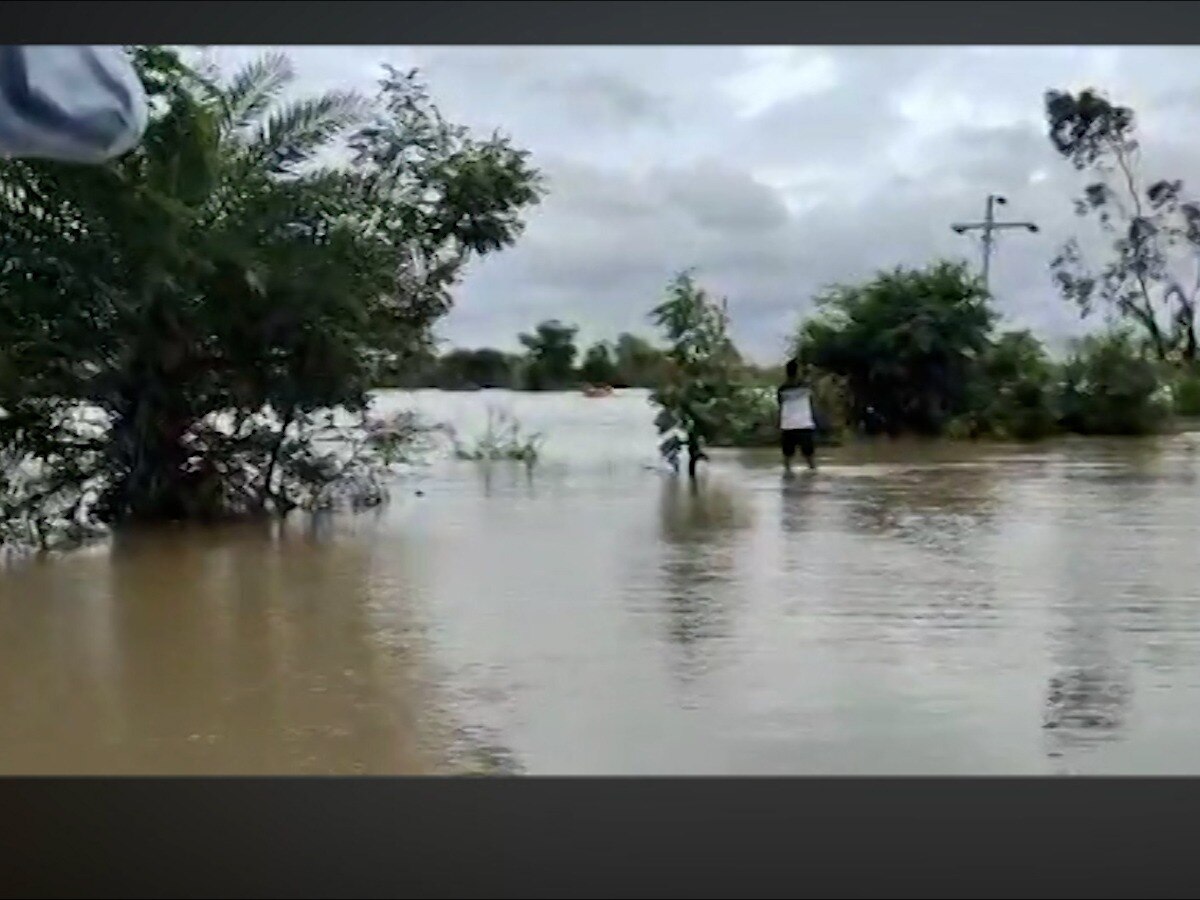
1058;330;1170;435
0;48;541;548
1046;88;1200;363
794;262;994;435
613;332;669;387
578;341;619;386
518;319;578;390
649;271;745;478
435;348;517;390
959;330;1058;441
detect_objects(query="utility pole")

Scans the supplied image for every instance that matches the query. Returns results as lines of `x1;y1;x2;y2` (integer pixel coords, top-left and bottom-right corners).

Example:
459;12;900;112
951;194;1039;293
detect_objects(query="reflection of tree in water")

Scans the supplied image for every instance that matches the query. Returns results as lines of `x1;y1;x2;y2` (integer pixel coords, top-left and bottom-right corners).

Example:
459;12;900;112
93;521;437;774
444;723;524;775
477;460;538;499
1040;501;1139;761
654;478;752;684
1042;603;1132;758
1042;666;1129;749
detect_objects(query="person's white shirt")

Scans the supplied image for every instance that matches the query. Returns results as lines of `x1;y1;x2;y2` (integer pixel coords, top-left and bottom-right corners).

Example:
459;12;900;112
0;46;147;163
778;384;815;430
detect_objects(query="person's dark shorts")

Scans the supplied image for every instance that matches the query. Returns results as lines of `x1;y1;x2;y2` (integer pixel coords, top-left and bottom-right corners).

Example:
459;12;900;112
781;428;815;459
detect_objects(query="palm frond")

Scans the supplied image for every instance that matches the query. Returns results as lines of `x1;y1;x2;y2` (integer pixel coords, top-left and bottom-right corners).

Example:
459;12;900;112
222;52;293;134
249;91;367;175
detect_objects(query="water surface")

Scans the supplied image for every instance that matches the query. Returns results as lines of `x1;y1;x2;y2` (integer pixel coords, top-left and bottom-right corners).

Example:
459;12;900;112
5;389;1200;774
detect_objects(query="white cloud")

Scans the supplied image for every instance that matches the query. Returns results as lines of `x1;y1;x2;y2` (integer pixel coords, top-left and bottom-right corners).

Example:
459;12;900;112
719;47;838;118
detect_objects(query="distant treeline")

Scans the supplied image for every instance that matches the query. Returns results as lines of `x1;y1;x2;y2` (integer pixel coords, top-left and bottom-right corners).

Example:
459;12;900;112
379;320;779;392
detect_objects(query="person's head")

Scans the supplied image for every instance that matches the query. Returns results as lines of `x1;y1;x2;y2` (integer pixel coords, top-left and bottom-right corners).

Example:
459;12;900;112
785;358;799;381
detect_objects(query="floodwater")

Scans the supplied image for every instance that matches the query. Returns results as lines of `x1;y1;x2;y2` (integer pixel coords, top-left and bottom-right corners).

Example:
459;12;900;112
6;389;1200;774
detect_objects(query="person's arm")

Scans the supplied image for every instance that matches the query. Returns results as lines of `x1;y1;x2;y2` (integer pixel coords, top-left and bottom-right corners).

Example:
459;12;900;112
0;46;148;164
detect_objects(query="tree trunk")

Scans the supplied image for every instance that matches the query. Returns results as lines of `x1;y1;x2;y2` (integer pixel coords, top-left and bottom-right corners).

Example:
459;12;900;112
99;338;200;523
258;405;296;512
1179;300;1198;362
103;403;195;522
686;432;706;481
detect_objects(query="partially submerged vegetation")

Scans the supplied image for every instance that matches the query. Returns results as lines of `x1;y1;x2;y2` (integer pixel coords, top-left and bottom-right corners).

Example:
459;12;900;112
644;258;1195;469
642;83;1200;459
6;51;1199;549
0;47;542;552
450;407;543;466
647;271;744;476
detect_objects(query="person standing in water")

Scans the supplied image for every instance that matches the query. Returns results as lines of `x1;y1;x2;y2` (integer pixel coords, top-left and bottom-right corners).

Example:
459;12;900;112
778;358;817;472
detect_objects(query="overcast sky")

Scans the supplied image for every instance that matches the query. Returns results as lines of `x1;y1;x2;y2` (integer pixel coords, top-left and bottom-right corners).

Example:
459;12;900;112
203;45;1200;362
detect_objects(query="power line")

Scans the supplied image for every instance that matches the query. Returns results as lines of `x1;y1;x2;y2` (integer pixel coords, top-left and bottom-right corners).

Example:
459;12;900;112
951;194;1039;293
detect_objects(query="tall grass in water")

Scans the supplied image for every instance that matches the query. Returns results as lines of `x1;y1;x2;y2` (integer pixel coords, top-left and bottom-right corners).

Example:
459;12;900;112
451;407;544;466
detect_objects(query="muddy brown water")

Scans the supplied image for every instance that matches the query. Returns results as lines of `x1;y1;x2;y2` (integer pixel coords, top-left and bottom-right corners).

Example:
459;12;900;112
5;389;1200;774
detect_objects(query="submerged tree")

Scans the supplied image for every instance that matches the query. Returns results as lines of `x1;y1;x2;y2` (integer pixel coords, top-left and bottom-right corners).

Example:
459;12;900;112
649;271;744;478
0;47;541;548
1046;87;1200;363
795;262;994;435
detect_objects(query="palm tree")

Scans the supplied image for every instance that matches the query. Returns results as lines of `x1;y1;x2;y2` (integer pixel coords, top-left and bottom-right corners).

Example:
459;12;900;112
1;47;541;542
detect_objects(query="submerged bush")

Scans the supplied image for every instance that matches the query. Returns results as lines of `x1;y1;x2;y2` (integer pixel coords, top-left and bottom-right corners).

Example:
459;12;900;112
1057;331;1171;436
450;407;543;465
954;330;1060;441
706;372;850;449
794;262;995;436
0;47;542;553
1168;367;1200;417
786;255;1176;442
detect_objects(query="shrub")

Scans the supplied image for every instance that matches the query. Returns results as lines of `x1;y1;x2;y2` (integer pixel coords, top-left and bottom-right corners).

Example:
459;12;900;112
1169;367;1200;417
450;407;543;465
1057;331;1170;436
957;331;1059;441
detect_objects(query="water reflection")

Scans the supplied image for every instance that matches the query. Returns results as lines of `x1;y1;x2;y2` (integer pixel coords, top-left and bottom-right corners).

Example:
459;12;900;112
8;391;1200;774
1043;667;1129;744
779;472;821;535
654;477;751;685
1039;472;1140;759
0;522;430;774
477;460;538;499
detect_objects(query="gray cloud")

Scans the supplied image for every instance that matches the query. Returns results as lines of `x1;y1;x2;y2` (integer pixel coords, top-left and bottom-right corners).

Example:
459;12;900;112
201;46;1200;360
528;71;672;127
657;160;789;233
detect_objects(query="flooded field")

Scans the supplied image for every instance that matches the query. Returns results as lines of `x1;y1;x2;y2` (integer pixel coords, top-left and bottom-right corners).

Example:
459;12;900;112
5;389;1200;774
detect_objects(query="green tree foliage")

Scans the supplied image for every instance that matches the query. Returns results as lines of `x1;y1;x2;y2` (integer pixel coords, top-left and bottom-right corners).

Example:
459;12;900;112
613;332;670;388
795;262;995;435
578;341;620;386
956;331;1059;441
0;48;541;547
433;348;518;390
518;319;579;390
1169;367;1200;417
649;271;748;476
1046;88;1200;362
1058;330;1170;435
